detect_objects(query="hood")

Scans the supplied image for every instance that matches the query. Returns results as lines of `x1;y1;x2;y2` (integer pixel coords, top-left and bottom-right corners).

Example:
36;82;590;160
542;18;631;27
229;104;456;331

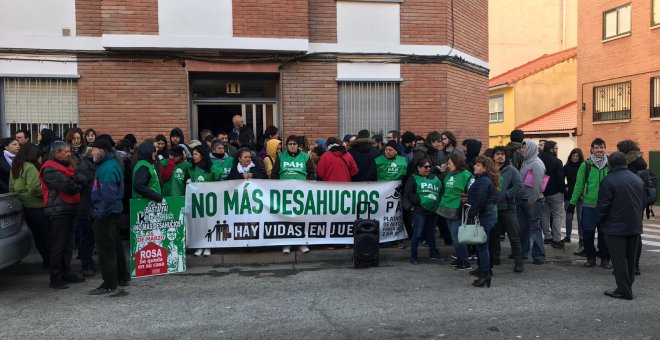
628;154;647;172
522;139;539;161
463;139;482;161
137;143;155;161
413;145;429;154
266;139;281;159
349;138;375;150
170;127;185;144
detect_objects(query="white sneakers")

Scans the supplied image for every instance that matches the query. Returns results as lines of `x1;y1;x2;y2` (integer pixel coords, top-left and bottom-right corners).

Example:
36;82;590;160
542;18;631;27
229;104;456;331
299;245;310;253
283;245;309;253
194;249;211;256
282;246;291;254
202;248;211;256
193;249;203;257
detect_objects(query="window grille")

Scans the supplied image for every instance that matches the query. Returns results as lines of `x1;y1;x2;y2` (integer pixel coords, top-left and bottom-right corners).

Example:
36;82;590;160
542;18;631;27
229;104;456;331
489;95;504;123
593;82;631;122
652;77;660;118
1;78;79;142
603;4;631;40
338;81;399;138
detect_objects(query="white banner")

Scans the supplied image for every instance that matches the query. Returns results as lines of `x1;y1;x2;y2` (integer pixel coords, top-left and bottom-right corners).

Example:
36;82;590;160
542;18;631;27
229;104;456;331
185;179;406;248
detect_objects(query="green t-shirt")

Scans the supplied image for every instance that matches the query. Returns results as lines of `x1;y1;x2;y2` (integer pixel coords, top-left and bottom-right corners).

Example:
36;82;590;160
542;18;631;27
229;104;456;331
132;160;161;199
163;161;191;197
413;174;442;212
278;152;309;180
439;170;473;209
374;155;407;181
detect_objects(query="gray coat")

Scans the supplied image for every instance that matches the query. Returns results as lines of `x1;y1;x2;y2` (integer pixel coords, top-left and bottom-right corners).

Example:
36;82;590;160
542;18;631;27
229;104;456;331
497;164;523;211
518;139;546;205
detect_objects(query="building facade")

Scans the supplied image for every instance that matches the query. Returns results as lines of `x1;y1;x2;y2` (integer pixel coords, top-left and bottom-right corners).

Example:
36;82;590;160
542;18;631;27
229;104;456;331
577;0;660;155
0;0;489;145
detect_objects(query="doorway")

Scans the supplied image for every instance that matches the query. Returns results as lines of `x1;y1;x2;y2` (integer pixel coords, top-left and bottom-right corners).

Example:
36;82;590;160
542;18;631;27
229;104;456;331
197;104;241;137
193;102;278;140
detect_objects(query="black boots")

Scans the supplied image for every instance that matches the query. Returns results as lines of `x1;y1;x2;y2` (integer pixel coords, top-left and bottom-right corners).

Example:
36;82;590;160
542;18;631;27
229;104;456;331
472;271;492;288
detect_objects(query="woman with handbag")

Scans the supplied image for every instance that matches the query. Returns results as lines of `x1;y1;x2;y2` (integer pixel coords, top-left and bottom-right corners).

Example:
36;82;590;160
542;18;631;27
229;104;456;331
403;158;442;264
438;154;474;270
464;156;500;287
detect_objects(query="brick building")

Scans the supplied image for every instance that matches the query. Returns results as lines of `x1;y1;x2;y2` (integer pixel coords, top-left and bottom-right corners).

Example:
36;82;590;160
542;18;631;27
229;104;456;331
577;0;660;156
0;0;488;144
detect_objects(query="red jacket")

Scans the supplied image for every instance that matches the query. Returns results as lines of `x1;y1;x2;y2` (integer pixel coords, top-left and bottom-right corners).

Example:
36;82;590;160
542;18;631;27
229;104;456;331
316;149;359;182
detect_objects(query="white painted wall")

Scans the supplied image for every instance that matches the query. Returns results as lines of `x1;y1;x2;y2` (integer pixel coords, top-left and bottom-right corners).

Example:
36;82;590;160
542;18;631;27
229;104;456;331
159;0;232;37
0;0;76;36
337;2;400;46
337;63;400;80
0;55;78;76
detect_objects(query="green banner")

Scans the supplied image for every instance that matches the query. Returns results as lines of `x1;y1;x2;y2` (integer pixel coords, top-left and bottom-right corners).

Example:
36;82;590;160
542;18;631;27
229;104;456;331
130;197;186;278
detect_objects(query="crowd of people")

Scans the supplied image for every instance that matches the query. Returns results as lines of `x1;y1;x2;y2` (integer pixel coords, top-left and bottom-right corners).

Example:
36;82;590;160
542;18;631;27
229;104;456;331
0;114;651;298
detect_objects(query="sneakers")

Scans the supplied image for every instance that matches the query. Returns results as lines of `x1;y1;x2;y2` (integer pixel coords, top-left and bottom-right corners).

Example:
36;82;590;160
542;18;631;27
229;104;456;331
202;248;211;256
454;262;473;270
562;237;571;243
584;258;597;267
449;259;460;267
532;258;544;265
62;273;85;284
282;246;291;254
193;249;203;257
299;245;310;253
88;287;114;295
600;258;612;269
551;241;565;249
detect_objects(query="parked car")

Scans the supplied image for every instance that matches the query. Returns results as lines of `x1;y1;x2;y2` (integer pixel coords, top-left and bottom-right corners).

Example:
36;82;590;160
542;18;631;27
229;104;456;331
0;193;31;270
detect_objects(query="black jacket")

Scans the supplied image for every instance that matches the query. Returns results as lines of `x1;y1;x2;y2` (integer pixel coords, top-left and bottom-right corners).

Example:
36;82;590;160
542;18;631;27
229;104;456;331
597;166;645;236
0;155;11;194
133;143;163;202
41;159;84;216
348;138;379;182
228;160;267;180
402;173;439;214
466;174;497;220
563;160;582;200
539;152;565;196
76;155;98;219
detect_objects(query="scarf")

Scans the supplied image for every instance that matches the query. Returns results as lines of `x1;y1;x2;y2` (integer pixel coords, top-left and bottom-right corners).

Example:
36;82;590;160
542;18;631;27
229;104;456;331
237;162;255;174
590;153;608;170
72;143;81;154
4;150;16;166
211;152;227;161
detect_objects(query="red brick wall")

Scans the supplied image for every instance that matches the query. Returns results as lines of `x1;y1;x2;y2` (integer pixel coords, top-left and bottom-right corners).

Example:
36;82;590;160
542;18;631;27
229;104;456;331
400;64;488;144
101;0;159;35
577;0;660;154
308;0;336;42
451;0;488;62
233;0;308;38
76;0;102;36
280;62;338;140
77;59;189;142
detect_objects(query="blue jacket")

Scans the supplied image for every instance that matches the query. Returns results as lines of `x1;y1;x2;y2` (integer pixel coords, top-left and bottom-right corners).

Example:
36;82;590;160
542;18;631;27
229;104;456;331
467;174;498;223
91;152;124;219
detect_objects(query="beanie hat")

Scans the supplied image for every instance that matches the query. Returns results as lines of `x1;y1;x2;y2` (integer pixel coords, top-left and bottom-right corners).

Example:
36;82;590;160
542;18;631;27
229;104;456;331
357;129;370;139
384;140;398;150
401;131;415;144
90;138;113;152
510;130;524;143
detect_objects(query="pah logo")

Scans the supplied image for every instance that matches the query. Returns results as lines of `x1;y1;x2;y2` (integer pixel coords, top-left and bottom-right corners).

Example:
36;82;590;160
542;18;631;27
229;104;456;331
283;161;304;169
385;184;403;213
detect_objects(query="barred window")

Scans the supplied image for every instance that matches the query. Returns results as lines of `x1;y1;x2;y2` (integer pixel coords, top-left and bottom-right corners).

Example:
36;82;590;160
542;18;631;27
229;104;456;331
603;4;631;40
489;95;504;123
1;78;79;142
652;77;660;118
338;81;399;138
593;82;631;122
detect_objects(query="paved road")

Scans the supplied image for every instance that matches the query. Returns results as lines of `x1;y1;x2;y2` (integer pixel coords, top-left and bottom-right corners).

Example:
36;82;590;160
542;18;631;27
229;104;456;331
1;233;659;339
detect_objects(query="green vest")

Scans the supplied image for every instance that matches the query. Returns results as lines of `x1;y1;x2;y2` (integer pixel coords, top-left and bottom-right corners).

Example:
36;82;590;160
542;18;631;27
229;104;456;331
413;174;442;212
439;170;473;209
211;156;234;180
278;152;309;180
163;162;191;197
374;155;407;181
132;160;161;199
188;165;215;183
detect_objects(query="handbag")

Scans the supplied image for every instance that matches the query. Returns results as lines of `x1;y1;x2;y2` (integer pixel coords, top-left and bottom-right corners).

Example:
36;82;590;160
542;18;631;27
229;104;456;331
523;170;550;192
457;204;487;245
436;206;459;220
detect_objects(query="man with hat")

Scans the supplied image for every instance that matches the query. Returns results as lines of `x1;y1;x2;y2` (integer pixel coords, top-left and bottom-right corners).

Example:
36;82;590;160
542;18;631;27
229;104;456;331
88;136;130;295
368;140;408;182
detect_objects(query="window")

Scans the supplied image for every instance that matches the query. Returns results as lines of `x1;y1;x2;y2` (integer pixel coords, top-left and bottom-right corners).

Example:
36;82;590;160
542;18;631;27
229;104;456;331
489;95;504;123
1;78;79;142
652;77;660;118
338;82;399;138
603;4;631;40
593;82;631;122
654;0;660;26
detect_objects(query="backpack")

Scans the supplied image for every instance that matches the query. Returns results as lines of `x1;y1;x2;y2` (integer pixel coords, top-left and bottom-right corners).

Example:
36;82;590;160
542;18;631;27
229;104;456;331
511;149;524;170
637;169;657;219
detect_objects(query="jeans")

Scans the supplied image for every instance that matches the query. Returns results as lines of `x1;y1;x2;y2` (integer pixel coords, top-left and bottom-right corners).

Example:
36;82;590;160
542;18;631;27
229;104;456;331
541;193;564;241
24;207;50;265
582;207;609;259
564;199;583;240
77;217;96;272
48;214;76;284
437;216;452;245
491;209;523;267
448;218;469;263
605;234;639;298
476;215;496;272
517;198;545;261
93;213;129;290
411;213;439;260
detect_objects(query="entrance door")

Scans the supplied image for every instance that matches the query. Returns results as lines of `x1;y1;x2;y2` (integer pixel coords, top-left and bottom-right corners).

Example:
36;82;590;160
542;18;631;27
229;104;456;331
193;102;278;140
